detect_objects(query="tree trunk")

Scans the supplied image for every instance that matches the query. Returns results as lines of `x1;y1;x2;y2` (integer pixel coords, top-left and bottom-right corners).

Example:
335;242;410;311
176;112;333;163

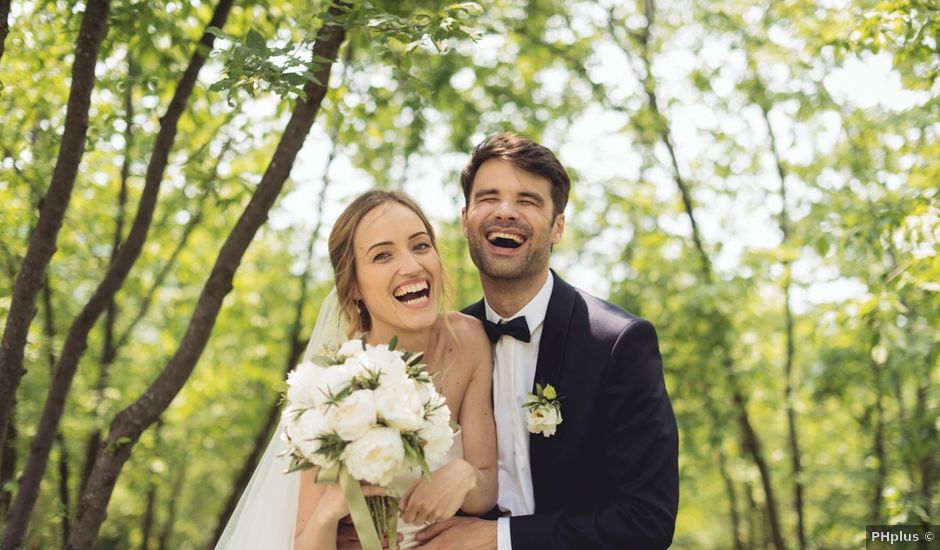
55;432;71;546
66;6;350;547
0;0;111;462
82;140;222;494
139;479;157;550
914;376;935;525
206;52;350;546
743;481;763;549
42;279;72;544
0;242;17;282
0;0;10;62
868;333;887;523
138;421;162;550
781;279;805;547
1;3;235;545
732;389;786;550
607;6;786;549
761;100;806;550
111;156;220;354
81;55;134;493
0;408;13;519
156;462;187;550
717;448;744;550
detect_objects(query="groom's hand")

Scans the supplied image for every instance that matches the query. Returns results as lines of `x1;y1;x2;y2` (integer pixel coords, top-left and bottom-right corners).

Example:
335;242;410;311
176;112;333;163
414;516;497;549
336;517;403;550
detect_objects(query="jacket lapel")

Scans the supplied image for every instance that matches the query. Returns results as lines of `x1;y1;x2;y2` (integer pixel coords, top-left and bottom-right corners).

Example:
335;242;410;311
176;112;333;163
528;272;576;507
461;298;486;322
531;271;574;391
463;275;576;510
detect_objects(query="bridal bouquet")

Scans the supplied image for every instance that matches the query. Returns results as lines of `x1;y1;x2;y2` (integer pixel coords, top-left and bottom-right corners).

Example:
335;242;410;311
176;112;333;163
281;337;454;550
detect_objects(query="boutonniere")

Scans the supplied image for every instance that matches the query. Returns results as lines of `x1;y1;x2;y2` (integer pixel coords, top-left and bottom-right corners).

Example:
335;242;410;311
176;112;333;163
523;382;563;437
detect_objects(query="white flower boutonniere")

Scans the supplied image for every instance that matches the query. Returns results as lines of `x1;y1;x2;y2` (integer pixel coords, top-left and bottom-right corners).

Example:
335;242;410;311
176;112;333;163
523;382;563;437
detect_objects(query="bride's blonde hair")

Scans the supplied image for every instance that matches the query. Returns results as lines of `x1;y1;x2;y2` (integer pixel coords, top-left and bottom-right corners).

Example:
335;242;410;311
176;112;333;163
328;190;452;337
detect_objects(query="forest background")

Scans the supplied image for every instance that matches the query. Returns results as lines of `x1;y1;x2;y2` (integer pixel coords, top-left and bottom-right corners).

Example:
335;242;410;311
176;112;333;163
0;0;937;548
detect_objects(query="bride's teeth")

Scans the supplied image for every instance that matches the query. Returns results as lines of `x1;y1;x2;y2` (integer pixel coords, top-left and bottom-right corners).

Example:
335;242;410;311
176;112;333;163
394;281;429;297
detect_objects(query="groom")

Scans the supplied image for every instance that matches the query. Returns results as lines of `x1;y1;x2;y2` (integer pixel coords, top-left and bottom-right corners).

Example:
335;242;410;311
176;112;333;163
417;133;679;549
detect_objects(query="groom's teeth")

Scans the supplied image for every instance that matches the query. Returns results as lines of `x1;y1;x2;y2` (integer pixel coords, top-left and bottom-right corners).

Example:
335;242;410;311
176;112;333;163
487;232;523;244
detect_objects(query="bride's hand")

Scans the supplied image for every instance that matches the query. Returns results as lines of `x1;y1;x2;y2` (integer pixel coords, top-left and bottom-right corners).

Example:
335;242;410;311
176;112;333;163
399;458;478;526
315;483;388;526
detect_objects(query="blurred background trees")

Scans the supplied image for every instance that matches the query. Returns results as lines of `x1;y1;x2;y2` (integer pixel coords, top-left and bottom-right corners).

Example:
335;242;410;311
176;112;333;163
0;0;936;547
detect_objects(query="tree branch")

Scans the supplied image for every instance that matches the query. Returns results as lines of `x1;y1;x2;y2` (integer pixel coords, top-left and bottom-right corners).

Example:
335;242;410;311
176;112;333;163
42;278;72;545
207;44;352;544
67;4;351;546
606;5;784;549
0;0;10;63
0;0;111;461
758;90;807;550
2;1;234;544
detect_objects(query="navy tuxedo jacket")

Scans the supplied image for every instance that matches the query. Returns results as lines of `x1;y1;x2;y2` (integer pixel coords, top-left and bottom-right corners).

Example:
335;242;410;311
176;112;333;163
463;272;679;549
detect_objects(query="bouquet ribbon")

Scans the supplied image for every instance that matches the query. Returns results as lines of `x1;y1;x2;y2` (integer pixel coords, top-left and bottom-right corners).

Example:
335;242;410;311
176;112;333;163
319;465;396;550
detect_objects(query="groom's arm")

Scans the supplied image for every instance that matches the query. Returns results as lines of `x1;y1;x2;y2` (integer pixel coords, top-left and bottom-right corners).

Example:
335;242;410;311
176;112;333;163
416;319;678;550
510;318;679;550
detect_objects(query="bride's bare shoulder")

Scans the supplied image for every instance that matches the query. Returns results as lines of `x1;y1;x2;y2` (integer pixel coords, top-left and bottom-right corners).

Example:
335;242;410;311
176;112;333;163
443;311;489;348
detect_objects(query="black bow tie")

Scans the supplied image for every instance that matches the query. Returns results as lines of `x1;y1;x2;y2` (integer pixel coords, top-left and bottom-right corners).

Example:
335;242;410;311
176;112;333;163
483;316;531;343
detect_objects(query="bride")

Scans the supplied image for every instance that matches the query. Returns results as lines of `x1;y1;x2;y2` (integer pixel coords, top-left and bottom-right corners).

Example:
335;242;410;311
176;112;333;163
217;190;498;549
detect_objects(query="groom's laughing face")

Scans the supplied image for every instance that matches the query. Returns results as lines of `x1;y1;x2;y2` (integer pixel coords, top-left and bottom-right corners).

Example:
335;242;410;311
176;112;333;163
462;159;564;282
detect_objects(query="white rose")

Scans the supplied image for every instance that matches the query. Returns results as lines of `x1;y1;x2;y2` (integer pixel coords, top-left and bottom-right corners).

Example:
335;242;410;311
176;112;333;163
425;385;446;412
326;389;377;441
341;427;405;486
374;376;425;431
363;345;408;380
288;408;333;466
526;405;562;437
311;365;354;408
342;353;372;379
338;339;365;357
420;416;455;466
285;362;322;408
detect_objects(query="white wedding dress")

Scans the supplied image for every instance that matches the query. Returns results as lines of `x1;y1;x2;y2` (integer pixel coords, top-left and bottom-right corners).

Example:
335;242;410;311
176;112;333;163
215;290;465;550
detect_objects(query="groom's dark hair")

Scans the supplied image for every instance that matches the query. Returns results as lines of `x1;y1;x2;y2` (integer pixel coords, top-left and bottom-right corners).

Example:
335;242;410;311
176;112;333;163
460;133;570;218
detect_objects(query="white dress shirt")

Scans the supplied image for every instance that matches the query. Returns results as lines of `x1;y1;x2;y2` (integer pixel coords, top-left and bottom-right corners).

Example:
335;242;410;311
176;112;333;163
485;274;554;550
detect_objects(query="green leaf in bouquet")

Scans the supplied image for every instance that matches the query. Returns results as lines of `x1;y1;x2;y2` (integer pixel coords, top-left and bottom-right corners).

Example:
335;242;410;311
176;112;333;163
315;432;348;461
286;408;305;423
310;353;345;366
355;367;382;390
324;384;355;407
388;335;398;350
422;400;446;419
401;350;421;365
402;434;432;479
285;455;316;474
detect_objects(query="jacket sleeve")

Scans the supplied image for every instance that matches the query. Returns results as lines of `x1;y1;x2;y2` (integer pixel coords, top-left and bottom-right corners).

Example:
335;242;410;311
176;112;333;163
509;319;679;550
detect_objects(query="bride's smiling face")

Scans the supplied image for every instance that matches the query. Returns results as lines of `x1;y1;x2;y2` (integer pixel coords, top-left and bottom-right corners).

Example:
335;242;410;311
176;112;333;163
352;202;442;337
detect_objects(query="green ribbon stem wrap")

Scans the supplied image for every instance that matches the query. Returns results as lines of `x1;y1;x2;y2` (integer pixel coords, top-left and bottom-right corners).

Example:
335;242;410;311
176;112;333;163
317;465;398;550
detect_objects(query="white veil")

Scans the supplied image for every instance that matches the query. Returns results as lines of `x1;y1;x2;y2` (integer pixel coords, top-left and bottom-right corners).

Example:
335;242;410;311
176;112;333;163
216;289;347;549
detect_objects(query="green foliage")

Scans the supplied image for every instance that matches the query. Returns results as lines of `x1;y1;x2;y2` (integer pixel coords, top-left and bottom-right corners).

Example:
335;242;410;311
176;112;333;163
1;0;936;548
